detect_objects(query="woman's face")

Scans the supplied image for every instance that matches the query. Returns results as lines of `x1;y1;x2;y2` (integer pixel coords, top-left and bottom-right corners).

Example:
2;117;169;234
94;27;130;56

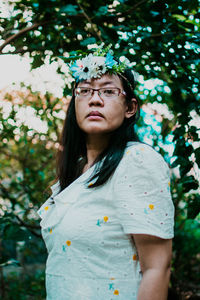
75;74;130;137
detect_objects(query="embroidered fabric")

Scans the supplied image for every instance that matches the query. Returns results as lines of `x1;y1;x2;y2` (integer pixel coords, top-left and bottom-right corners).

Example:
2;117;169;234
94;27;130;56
37;142;174;300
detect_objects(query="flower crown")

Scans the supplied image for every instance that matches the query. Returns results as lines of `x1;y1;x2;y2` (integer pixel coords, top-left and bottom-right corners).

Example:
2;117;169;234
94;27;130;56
68;44;130;82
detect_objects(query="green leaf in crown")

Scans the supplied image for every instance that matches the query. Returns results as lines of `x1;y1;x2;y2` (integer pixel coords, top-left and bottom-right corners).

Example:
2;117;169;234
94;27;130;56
66;43;130;82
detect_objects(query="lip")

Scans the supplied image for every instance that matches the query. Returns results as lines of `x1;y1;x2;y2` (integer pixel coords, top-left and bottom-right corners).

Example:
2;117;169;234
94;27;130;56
87;111;104;118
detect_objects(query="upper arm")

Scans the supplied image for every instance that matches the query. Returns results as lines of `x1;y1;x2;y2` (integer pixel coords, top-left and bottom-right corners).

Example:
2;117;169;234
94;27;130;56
113;144;175;239
132;234;172;273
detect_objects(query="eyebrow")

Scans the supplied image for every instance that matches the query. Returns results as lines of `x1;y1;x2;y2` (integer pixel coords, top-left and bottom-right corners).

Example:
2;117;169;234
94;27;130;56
81;81;116;86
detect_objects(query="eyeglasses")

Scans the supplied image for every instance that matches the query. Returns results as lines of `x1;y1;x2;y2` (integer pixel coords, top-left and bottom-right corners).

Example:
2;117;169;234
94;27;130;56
74;87;126;100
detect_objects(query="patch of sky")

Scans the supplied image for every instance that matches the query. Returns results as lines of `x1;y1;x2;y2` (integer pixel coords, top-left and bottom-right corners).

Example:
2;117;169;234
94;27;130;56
146;26;152;32
131;62;137;66
153;66;161;71
192;87;198;93
157;95;162;101
169;48;175;53
117;31;129;41
137;108;175;158
136;37;142;43
145;65;151;71
129;48;136;55
164;86;171;93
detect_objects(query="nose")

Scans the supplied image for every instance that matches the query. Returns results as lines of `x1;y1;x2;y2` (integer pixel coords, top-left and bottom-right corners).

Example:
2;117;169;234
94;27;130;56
88;90;104;106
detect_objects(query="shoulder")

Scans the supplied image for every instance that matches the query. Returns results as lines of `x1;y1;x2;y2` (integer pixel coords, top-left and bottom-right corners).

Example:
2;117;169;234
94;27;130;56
50;181;60;196
125;141;168;167
114;142;170;181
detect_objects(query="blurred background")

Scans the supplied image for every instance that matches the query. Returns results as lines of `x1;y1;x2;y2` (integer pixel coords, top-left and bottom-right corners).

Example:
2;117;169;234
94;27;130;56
0;0;200;299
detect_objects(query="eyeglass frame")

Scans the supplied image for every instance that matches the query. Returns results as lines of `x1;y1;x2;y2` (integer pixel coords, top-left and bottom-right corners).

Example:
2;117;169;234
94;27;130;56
74;87;127;100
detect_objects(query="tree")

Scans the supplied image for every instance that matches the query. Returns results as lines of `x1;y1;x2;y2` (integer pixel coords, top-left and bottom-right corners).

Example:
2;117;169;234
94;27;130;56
0;0;200;298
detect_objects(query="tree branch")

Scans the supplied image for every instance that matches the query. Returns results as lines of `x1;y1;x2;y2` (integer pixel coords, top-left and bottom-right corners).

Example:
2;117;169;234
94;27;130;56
75;1;103;42
118;0;150;16
0;21;49;53
15;214;41;230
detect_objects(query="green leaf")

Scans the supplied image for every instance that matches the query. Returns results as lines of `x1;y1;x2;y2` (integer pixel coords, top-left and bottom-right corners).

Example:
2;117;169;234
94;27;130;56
194;148;200;168
187;194;200;219
80;37;97;46
0;259;20;267
4;225;29;241
96;6;109;16
172;14;187;21
31;55;44;69
181;175;199;193
60;4;79;16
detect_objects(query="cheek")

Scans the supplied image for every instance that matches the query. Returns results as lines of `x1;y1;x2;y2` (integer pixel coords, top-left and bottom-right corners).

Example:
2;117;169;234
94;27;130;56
75;101;84;124
107;102;126;123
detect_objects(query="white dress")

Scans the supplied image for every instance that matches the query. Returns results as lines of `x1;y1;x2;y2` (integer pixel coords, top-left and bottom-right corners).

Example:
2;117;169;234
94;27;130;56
37;142;175;300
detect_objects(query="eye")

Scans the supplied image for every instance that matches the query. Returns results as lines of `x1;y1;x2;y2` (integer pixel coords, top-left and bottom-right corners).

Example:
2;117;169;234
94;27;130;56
79;88;91;95
102;89;117;96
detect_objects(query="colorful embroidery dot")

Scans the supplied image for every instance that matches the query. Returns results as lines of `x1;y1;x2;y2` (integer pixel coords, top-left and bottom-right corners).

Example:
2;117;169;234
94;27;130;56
44;206;49;211
48;228;53;234
88;182;93;187
110;277;115;280
96;219;102;227
114;289;119;295
66;240;71;246
126;150;130;155
149;204;154;210
97;216;109;226
133;254;137;261
104;216;109;222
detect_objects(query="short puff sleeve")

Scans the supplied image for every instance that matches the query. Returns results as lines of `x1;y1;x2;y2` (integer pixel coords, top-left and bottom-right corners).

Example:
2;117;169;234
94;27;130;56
113;144;175;239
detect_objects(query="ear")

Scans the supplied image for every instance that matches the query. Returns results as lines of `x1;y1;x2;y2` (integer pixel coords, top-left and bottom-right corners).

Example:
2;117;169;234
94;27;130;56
125;98;138;119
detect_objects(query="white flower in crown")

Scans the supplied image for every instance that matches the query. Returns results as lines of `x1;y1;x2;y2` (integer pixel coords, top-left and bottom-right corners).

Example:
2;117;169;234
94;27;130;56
88;54;107;78
69;44;129;81
70;54;108;80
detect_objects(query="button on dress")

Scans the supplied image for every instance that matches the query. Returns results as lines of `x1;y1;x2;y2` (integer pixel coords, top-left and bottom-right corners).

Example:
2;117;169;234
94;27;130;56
37;142;175;300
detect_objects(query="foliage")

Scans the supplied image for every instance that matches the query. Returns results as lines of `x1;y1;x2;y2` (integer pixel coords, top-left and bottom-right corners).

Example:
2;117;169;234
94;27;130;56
3;269;45;300
0;0;200;298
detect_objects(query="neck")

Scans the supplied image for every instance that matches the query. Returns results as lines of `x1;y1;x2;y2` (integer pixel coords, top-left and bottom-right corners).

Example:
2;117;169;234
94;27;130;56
85;134;110;167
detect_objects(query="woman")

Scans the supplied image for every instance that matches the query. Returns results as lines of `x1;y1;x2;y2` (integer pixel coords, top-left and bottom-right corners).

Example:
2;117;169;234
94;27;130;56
37;45;174;300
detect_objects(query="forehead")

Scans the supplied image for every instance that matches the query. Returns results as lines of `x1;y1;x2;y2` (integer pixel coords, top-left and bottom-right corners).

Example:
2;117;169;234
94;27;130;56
77;74;123;88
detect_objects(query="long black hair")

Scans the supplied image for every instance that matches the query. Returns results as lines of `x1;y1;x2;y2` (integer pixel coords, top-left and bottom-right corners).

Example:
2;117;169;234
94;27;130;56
57;68;140;192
